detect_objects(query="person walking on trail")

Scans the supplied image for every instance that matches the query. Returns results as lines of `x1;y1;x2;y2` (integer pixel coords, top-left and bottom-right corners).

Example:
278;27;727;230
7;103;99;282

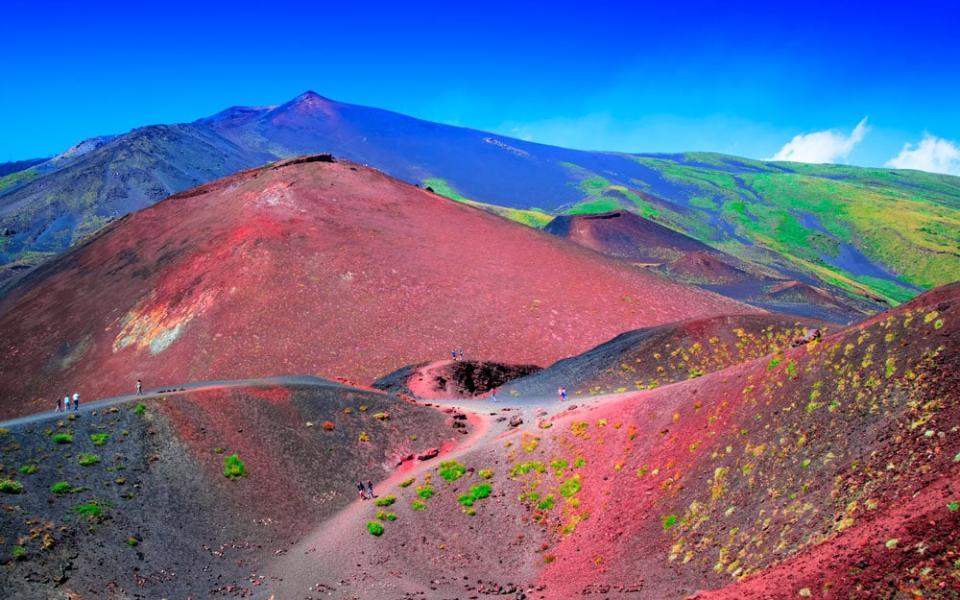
64;395;71;411
366;480;375;499
451;350;458;361
490;387;498;402
72;392;79;412
56;397;62;413
136;379;143;395
357;481;368;500
558;386;567;402
458;349;464;361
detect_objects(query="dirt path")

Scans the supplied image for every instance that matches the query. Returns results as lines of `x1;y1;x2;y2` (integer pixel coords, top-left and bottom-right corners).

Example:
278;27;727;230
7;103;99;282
264;389;635;598
0;375;356;429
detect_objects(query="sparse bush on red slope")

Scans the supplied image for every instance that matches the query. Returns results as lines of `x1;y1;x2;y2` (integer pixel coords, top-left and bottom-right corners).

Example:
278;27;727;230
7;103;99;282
0;158;755;418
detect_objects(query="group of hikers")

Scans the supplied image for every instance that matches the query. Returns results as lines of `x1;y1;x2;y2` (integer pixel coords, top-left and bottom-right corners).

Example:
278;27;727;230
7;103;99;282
52;378;143;415
56;392;80;413
356;480;376;500
450;349;465;361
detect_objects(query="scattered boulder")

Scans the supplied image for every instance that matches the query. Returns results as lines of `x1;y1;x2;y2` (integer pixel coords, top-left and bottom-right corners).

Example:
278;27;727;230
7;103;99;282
417;447;440;461
508;415;523;428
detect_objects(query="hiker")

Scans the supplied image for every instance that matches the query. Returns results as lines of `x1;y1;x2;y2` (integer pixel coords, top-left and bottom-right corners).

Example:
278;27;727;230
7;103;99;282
451;350;458;361
136;379;143;395
458;349;464;361
72;392;79;412
56;397;62;413
357;481;368;500
366;480;375;498
64;395;71;411
558;386;568;402
490;387;498;402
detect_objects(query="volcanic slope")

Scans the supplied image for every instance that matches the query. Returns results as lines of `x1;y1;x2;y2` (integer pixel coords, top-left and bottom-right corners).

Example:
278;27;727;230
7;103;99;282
543;210;872;322
0;379;464;599
293;282;958;599
0;156;757;419
503;312;825;399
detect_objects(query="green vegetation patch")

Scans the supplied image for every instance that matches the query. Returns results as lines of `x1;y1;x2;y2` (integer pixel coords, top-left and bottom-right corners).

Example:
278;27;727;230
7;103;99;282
74;501;105;520
416;484;434;499
78;453;101;466
438;460;466;482
510;461;546;477
19;464;38;475
411;500;427;511
422;177;467;201
559;474;582;497
223;454;247;479
366;521;384;536
0;479;24;494
90;433;110;446
52;432;73;444
133;403;146;415
374;495;396;507
376;510;397;521
662;514;678;530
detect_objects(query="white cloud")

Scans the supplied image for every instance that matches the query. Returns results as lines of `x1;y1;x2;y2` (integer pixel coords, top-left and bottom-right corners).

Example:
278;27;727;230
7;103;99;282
768;118;869;164
885;134;960;176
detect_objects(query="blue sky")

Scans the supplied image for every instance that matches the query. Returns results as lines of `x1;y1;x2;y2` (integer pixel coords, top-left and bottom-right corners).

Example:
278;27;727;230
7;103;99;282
2;0;959;172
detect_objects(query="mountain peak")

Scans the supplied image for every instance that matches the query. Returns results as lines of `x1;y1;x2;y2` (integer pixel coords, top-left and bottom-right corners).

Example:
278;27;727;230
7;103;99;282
291;90;329;105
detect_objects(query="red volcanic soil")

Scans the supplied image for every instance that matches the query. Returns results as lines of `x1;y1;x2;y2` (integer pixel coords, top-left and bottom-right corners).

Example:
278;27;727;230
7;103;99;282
544;210;716;263
665;250;755;284
0;156;757;419
527;283;959;598
762;280;852;308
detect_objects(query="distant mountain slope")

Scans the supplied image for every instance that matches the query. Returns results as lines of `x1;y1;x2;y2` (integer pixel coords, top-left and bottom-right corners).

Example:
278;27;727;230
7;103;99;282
0;157;48;178
0;156;755;417
2;92;958;305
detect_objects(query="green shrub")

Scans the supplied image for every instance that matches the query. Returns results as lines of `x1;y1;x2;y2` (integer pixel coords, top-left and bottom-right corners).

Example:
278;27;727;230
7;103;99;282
662;514;678;530
398;477;415;487
126;536;139;546
133;403;146;415
90;433;109;446
0;479;24;494
223;454;246;479
374;495;396;507
50;481;72;494
767;357;782;371
78;453;101;466
478;468;494;479
559;474;582;497
411;500;426;510
416;485;434;499
366;521;384;536
74;501;104;520
458;494;476;507
948;502;959;512
537;495;555;510
438;460;466;482
52;432;73;444
469;483;492;500
510;461;545;477
12;545;26;560
376;510;397;521
19;464;38;475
